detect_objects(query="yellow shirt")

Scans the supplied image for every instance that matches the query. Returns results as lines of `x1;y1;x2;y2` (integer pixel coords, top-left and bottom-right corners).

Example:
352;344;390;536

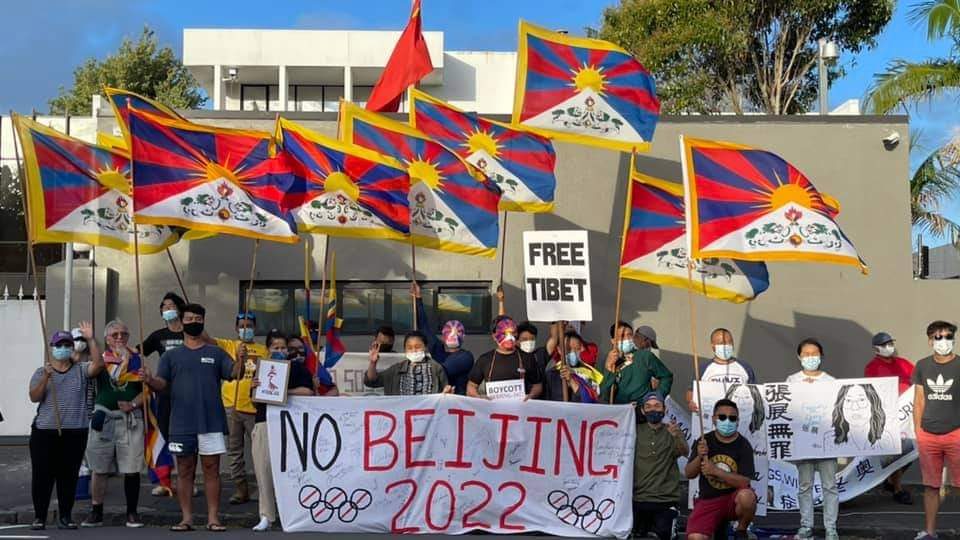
216;338;267;414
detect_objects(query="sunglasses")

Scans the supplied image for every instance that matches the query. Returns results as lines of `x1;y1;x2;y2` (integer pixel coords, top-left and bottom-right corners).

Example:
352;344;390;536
934;334;955;341
716;414;739;422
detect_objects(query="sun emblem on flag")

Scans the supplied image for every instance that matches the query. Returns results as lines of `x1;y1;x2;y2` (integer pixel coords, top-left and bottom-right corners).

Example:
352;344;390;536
572;64;606;94
466;129;499;160
323;171;361;201
407;157;443;190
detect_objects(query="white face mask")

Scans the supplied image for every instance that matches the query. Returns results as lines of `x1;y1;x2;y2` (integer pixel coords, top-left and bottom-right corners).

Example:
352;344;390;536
714;344;734;361
406;351;426;363
933;339;954;356
74;340;87;352
518;340;536;353
876;345;895;358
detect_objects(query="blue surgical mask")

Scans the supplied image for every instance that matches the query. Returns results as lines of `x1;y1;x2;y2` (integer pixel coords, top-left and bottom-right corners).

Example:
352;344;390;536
161;309;179;322
270;351;286;360
716;419;738;437
800;355;821;372
644;410;665;424
618;339;635;354
566;351;580;366
238;327;255;342
52;346;73;360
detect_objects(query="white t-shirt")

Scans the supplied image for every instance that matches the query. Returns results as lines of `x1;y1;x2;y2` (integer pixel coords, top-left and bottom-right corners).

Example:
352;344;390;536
786;370;835;383
697;359;757;392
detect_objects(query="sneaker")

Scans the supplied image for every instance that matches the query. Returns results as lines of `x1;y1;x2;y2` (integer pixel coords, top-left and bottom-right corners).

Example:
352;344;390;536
126;513;145;528
796;527;814;539
251;516;271;532
915;532;938;540
57;517;78;530
81;509;103;528
30;519;45;531
151;485;172;497
894;490;914;505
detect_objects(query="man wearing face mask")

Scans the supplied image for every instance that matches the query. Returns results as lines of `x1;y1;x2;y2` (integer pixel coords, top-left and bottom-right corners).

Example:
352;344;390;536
912;321;960;540
413;282;475;395
214;312;267;505
542;327;594;402
364;331;453;395
684;399;757;540
375;326;396;353
633;392;687;540
467;316;543;400
864;331;915;505
600;321;673;407
687;328;757;413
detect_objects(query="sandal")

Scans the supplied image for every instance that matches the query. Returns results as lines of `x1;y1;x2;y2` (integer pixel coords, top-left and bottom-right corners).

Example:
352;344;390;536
170;523;194;532
206;523;227;532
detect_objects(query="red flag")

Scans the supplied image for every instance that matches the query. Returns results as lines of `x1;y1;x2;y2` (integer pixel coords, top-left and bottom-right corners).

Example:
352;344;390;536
365;0;433;112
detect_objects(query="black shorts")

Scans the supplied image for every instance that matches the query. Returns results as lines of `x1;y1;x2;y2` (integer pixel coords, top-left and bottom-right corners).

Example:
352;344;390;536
633;501;678;540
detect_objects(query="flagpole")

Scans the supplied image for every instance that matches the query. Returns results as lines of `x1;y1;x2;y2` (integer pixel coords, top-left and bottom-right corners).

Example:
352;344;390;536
132;220;151;467
11;112;62;434
557;321;569;402
686;262;705;434
609;150;636;405
303;237;311;326
164;247;189;302
498;211;508;288
235;238;261;411
411;237;418;331
316;235;331;353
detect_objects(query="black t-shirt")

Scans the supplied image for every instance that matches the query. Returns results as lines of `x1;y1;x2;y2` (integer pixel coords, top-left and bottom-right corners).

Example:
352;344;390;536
912;355;960;434
688;431;755;500
142;327;184;359
469;349;542;393
255;361;315;423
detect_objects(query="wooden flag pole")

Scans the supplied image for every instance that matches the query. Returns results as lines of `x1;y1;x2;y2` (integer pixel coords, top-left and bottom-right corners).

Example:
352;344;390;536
244;239;261;316
498;211;508;288
609;275;624;405
557;322;569;402
608;151;637;405
11;112;62;434
315;236;331;353
411;237;418;331
303;237;311;326
132;220;150;460
165;247;189;302
687;262;705;434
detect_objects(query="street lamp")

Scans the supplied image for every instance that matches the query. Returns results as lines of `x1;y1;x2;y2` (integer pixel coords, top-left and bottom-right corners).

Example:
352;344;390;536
818;38;840;116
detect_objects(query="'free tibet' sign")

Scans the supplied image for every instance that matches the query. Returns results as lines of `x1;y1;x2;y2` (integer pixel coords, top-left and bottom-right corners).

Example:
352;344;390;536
522;230;592;322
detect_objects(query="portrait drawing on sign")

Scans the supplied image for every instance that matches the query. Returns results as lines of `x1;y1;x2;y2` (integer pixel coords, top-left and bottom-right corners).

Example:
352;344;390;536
822;384;895;452
724;384;766;436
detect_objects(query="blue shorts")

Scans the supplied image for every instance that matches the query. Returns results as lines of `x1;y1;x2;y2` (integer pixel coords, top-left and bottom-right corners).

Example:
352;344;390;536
167;432;226;456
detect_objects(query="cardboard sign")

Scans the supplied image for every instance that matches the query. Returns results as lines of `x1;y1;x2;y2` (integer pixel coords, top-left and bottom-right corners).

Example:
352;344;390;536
485;379;526;401
268;395;635;538
522;230;592;322
253;359;291;405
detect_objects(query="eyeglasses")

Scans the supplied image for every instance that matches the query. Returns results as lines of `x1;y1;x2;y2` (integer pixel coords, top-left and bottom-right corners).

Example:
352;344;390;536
109;332;130;339
934;334;955;341
716;414;739;422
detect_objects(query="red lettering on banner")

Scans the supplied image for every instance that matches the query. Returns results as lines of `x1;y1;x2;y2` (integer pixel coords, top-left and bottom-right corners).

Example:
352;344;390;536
588;420;619;478
425;480;455;531
482;413;520;470
404;409;437;468
519;416;551;475
444;408;475;469
363;411;398;471
498;481;527;531
385;479;420;533
554;418;587;475
460;481;492;529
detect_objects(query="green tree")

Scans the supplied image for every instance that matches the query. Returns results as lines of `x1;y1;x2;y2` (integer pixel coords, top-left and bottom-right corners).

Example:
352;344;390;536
596;0;894;114
910;132;960;241
866;0;960;113
49;26;205;115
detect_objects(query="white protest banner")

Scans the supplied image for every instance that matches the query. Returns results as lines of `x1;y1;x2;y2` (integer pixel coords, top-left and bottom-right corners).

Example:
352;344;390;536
268;395;635;538
486;379;526;401
765;377;901;461
690;382;769;516
522;230;592;322
325;352;406;395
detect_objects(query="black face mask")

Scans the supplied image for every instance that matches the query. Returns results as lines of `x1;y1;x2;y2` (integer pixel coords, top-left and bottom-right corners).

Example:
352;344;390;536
288;350;305;362
380;342;395;353
183;322;205;337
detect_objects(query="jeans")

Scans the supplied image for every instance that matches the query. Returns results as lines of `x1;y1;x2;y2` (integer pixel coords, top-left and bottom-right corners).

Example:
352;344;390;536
796;458;839;534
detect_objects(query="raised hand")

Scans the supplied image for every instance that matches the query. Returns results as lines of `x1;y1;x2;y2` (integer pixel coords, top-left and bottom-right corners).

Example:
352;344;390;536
78;321;94;340
368;341;380;364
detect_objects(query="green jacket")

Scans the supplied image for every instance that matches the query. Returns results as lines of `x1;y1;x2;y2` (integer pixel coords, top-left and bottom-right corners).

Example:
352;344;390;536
599;348;673;403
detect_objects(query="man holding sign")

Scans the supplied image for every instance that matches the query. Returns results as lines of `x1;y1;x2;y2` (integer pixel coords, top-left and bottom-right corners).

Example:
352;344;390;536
468;316;543;401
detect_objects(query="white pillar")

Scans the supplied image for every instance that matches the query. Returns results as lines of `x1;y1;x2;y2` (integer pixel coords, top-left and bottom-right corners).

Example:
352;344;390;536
213;65;223;111
344;66;353;103
278;65;288;112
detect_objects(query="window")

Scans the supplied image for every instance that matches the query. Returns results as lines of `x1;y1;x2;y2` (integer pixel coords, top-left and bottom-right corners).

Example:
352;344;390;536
240;85;268;111
239;280;492;336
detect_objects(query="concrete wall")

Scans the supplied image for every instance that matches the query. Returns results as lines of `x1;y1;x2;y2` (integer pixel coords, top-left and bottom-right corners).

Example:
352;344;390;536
51;112;945;403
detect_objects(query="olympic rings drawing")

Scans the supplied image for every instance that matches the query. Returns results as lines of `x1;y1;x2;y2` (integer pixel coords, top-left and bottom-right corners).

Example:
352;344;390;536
298;484;373;524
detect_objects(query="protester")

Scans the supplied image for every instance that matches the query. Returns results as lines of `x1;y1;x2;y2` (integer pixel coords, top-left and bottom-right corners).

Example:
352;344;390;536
599;321;673;406
467;316;543;399
71;327;96;422
28;323;103;530
634;325;659;353
364;331;453;395
684;398;757;540
786;338;839;540
144;303;240;531
633;392;687;540
215;312;266;505
517;321;550;379
541;327;594;402
865;331;915;505
80;320;147;528
412;282;475;394
250;335;316;531
687;328;757;412
912;321;960;540
375;325;396;353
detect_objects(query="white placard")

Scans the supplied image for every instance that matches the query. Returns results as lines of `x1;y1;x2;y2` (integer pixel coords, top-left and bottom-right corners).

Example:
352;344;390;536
268;395;635;538
252;359;291;405
485;379;526;401
522;230;592;322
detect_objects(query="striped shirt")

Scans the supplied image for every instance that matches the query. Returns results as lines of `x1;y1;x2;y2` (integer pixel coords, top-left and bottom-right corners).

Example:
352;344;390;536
30;362;93;430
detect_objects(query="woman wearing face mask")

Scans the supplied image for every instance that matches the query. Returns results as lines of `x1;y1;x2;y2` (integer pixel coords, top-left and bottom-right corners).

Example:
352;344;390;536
249;335;316;531
365;332;453;396
28;323;103;530
786;339;839;540
542;328;589;402
467;316;543;400
412;282;475;395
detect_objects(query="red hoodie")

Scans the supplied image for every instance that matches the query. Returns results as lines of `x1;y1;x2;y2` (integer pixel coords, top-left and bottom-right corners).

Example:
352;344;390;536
864;355;914;394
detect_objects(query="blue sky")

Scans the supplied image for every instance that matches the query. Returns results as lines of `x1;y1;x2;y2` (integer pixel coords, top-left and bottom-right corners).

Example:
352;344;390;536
0;0;956;240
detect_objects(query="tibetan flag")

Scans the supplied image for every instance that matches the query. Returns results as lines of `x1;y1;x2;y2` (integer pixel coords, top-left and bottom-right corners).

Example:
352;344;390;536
144;393;173;492
680;136;867;273
13;114;179;254
298;315;332;386
103;351;146;384
366;0;434;112
340;101;501;258
621;163;769;303
512;21;660;152
278;118;411;240
323;252;346;369
105;87;186;147
129;108;301;243
410;89;557;213
96;132;129;154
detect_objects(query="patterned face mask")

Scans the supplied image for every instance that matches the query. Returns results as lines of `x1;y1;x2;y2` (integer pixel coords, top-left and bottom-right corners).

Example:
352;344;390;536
494;318;518;348
442;320;465;348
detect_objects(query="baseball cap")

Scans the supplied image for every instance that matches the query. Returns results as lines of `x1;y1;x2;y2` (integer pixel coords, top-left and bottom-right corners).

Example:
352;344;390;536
49;330;73;346
641;391;664;406
636;325;659;349
872;332;894;347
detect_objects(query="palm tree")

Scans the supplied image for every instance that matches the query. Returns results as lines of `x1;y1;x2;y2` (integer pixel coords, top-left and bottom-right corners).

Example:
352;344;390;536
866;0;960;113
910;133;960;241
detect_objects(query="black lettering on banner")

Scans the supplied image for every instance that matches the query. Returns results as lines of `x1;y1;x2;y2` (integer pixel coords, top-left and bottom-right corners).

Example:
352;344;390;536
281;410;309;472
311;413;343;471
528;243;542;265
525;278;588;302
528;241;586;267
